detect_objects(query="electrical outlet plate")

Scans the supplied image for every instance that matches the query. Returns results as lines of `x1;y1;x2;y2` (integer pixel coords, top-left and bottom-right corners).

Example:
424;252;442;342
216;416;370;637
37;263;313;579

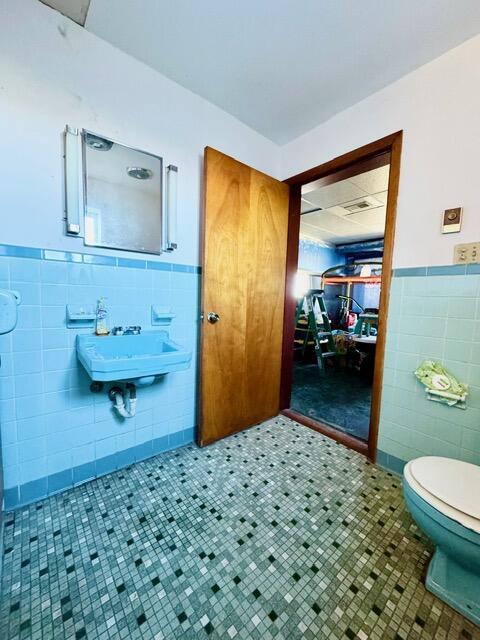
453;242;480;264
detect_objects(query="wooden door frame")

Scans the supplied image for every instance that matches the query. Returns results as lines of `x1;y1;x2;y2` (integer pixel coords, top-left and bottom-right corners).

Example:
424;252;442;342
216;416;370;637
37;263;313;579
279;131;403;462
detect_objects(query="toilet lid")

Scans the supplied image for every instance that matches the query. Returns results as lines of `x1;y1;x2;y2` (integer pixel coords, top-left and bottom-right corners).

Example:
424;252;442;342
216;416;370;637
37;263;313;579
406;457;480;531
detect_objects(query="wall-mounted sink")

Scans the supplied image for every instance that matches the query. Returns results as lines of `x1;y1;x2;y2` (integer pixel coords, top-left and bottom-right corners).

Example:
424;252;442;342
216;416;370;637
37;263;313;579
76;330;192;382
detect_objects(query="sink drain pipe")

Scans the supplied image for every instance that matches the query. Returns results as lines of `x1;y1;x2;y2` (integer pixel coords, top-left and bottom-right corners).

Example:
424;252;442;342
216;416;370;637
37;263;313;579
109;383;137;418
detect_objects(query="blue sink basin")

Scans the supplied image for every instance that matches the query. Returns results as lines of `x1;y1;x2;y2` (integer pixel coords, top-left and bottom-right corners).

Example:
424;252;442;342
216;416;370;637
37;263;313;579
76;330;192;382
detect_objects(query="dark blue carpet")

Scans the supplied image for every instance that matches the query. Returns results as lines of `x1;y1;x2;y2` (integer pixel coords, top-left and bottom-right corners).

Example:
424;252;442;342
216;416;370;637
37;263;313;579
291;364;371;441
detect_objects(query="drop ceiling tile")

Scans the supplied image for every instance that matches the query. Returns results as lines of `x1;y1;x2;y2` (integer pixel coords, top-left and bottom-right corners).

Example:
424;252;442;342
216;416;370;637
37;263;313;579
301;198;317;213
301;179;323;195
344;206;386;228
302;210;368;235
348;165;390;194
300;222;336;244
373;190;389;204
301;180;366;208
299;166;389;245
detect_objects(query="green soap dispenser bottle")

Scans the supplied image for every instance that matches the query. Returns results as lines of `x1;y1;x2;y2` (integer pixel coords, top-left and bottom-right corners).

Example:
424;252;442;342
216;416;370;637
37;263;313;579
95;298;109;335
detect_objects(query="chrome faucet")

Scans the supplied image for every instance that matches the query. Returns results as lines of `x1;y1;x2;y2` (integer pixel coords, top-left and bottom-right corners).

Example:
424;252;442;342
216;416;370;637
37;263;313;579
124;325;142;335
112;325;141;336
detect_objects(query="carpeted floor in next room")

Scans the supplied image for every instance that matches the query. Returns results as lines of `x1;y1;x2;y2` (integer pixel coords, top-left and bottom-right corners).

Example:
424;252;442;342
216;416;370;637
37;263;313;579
291;364;372;441
1;416;478;640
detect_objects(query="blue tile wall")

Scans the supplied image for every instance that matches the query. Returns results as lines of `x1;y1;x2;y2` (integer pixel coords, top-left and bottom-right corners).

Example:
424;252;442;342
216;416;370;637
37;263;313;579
4;242;477;498
379;267;480;473
0;244;200;509
298;238;343;273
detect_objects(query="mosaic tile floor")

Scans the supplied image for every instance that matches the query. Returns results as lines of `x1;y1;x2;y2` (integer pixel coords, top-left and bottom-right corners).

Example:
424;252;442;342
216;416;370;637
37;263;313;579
1;416;478;640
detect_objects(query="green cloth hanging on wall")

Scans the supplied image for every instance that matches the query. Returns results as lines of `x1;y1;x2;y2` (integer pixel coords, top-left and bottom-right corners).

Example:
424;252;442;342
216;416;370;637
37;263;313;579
414;360;468;409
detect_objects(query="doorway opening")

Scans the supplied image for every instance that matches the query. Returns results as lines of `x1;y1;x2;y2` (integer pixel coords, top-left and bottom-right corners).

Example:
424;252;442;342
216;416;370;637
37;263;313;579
280;133;402;460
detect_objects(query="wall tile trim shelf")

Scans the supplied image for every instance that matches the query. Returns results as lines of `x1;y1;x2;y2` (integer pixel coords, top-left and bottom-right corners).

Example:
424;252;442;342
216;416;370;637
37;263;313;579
4;426;196;511
0;243;201;273
393;264;480;277
0;242;475;277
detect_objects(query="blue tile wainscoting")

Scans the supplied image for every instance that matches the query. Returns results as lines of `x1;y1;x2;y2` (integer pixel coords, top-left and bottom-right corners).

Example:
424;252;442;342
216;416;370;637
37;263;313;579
0;244;200;509
377;263;480;475
1;245;479;507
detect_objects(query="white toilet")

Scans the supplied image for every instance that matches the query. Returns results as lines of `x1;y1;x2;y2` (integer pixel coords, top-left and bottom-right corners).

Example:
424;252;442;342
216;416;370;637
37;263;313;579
403;456;480;625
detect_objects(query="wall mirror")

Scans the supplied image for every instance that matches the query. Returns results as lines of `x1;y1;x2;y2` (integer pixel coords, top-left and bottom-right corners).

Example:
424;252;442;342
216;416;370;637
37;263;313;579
82;131;162;253
64;126;179;255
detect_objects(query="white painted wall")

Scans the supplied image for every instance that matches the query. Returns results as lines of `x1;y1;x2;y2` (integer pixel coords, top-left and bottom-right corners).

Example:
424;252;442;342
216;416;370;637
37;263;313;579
0;0;280;266
3;0;478;271
280;34;480;269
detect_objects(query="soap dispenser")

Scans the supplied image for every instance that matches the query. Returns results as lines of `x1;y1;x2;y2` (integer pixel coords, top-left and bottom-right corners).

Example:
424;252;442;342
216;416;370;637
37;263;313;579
95;298;109;335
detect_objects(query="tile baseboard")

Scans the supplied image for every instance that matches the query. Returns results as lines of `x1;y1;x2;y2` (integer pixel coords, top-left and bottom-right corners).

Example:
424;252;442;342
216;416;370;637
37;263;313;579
4;427;196;511
376;450;406;476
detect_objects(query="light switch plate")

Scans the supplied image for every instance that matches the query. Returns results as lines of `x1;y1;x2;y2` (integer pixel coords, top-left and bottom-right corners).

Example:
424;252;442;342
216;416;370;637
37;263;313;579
453;242;480;264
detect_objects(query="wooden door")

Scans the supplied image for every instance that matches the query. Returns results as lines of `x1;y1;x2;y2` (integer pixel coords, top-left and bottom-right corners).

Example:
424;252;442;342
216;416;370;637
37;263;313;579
199;147;290;446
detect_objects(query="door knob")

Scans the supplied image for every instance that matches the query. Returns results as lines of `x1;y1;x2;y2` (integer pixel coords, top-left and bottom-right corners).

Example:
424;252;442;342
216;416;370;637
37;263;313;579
207;312;220;324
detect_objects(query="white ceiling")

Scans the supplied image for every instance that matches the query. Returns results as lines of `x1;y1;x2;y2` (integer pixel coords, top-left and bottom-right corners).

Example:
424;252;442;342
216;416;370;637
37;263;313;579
300;165;389;245
79;0;480;143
